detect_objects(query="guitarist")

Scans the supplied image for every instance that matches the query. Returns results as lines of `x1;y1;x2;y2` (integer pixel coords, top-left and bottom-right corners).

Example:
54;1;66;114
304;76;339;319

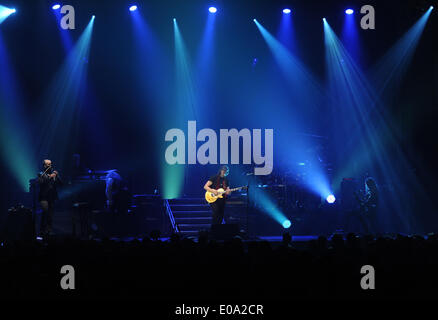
204;165;231;226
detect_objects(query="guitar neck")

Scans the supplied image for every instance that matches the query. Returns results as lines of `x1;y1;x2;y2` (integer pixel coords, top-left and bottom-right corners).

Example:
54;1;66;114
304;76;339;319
227;187;244;192
213;186;246;195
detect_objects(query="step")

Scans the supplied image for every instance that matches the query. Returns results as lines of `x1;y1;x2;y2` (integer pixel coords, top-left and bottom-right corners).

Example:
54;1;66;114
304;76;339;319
175;217;212;224
177;224;211;231
178;230;200;235
172;210;211;214
172;210;212;218
168;198;206;205
171;204;210;211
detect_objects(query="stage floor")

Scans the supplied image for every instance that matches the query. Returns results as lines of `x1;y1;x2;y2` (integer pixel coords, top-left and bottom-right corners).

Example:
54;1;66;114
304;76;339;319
35;235;319;243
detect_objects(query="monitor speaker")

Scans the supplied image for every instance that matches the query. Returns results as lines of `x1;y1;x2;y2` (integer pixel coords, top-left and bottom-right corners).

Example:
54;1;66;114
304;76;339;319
2;206;34;242
210;223;239;240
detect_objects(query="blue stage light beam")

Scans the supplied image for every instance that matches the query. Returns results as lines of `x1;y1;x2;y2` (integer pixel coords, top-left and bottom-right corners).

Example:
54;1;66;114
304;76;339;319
0;30;36;190
160;19;201;199
345;9;354;15
130;9;175;198
129;5;138;12
277;7;295;52
130;9;170;111
254;19;325;128
52;4;74;53
324;18;433;233
254;19;324;113
208;7;217;13
342;6;361;62
195;3;218;126
371;6;433;101
326;11;433;185
174;19;197;122
252;183;290;226
35;16;95;168
324;18;391;186
254;19;331;200
324;18;377;181
230;167;290;229
198;6;217;70
0;5;16;24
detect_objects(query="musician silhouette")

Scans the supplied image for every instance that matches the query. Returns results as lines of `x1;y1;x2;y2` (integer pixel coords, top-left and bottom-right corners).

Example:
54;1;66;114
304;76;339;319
357;177;379;234
37;159;62;236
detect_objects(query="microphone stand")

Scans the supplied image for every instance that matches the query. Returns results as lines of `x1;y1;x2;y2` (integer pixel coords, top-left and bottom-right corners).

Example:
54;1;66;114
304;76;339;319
243;172;254;240
246;183;250;239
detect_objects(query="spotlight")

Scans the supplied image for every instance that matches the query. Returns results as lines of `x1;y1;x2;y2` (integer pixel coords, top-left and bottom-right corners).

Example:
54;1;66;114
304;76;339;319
129;5;137;12
326;194;336;204
52;4;61;10
208;6;217;13
431;6;434;10
92;15;95;19
282;220;292;229
345;9;354;15
2;7;16;15
283;8;291;14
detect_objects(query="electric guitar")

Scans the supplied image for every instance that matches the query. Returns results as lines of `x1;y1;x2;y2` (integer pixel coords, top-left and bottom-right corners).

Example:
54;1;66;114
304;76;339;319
354;190;376;216
205;186;247;203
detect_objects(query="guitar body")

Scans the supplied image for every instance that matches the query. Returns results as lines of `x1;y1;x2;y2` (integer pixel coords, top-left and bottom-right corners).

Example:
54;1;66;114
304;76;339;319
205;186;247;203
354;191;373;216
205;188;226;203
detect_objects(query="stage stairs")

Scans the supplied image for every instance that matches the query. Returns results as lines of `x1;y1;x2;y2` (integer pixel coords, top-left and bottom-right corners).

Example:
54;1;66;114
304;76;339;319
168;197;211;237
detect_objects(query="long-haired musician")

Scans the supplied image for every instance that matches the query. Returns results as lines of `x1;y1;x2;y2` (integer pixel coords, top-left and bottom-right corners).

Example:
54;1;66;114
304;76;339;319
356;177;379;234
204;165;231;226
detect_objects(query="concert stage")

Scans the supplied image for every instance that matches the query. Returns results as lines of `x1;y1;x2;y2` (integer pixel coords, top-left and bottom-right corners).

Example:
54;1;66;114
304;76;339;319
1;0;438;305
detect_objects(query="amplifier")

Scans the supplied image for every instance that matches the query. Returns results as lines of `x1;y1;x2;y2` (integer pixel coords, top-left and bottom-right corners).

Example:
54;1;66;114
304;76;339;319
211;223;240;240
1;205;34;242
